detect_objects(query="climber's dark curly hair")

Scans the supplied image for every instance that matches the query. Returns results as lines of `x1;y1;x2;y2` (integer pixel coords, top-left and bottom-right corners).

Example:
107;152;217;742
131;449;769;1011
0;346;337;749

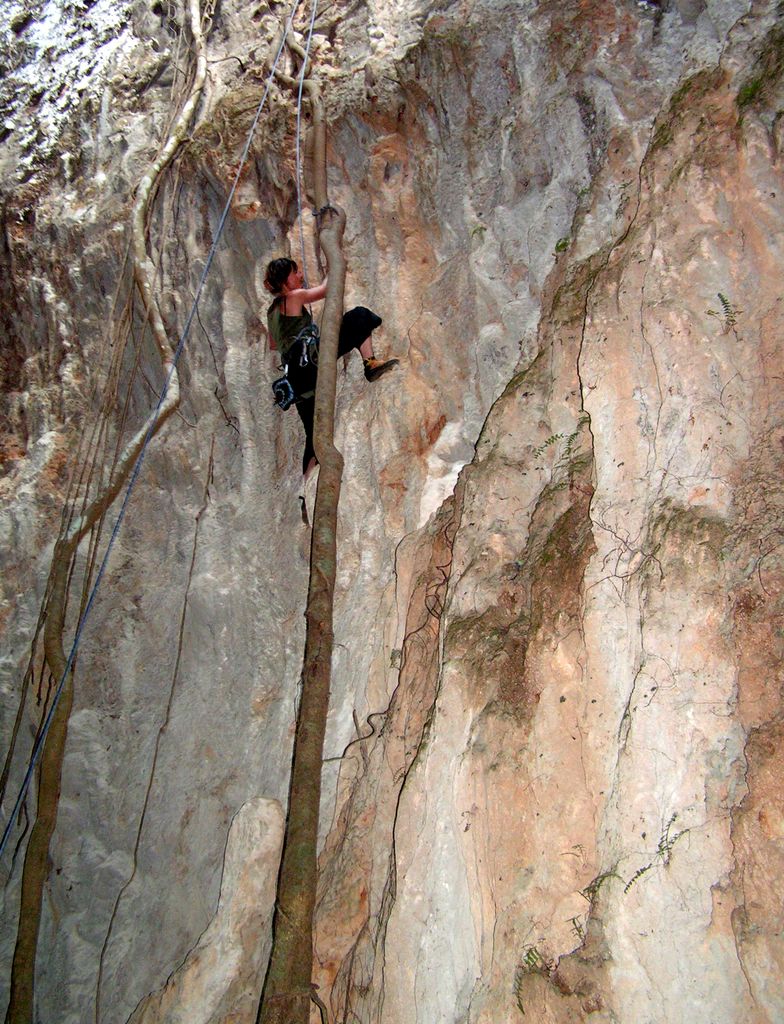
264;257;297;296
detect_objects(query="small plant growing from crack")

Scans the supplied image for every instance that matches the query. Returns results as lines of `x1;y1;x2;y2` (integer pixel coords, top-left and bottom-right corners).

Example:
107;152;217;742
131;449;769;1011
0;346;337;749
533;433;565;460
533;415;591;493
514;945;556;1015
554;414;590;472
624;813;688;894
624;860;654;893
656;812;686;865
580;868;622;904
706;292;742;335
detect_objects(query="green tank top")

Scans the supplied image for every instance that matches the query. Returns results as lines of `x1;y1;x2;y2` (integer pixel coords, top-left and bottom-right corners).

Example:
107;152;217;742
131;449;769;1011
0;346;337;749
267;299;312;361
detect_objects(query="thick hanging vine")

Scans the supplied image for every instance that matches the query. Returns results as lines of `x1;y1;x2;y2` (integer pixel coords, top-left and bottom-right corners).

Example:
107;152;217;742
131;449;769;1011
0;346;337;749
256;32;346;1024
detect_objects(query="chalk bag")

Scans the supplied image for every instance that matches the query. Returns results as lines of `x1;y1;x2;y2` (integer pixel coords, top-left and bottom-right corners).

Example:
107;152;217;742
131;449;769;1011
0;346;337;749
272;375;296;410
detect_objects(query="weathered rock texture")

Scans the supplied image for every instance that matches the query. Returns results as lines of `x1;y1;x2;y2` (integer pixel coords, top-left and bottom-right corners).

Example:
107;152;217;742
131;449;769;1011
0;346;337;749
1;0;782;1022
129;798;284;1024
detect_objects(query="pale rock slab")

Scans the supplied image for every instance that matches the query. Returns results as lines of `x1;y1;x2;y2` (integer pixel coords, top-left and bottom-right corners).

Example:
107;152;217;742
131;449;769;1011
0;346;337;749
128;798;284;1024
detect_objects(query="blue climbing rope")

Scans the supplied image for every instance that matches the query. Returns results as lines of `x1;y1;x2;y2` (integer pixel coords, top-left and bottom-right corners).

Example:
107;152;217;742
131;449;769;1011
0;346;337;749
0;0;302;862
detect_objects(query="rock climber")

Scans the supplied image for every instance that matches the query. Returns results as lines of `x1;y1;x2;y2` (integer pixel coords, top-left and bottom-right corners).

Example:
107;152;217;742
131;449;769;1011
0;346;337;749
264;256;398;480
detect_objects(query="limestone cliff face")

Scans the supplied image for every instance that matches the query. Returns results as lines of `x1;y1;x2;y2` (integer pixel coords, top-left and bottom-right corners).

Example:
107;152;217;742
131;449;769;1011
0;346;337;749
1;0;782;1022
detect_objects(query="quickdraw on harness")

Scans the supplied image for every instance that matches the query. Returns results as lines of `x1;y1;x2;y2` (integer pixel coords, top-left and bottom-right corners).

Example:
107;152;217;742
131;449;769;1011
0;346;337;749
271;322;320;409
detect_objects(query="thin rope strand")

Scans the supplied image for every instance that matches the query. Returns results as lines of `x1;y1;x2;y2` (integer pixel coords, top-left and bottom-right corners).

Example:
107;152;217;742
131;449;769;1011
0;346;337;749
295;0;319;287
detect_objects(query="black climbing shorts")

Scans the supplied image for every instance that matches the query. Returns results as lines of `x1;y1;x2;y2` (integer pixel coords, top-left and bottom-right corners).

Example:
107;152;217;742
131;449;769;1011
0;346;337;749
286;306;382;400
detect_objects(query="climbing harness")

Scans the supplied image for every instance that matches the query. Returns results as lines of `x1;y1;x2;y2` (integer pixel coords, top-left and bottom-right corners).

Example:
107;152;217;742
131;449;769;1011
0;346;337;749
296;322;320;368
271;322;320;409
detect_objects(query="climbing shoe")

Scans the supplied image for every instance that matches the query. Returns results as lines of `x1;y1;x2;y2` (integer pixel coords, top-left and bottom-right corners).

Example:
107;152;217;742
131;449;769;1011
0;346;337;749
363;357;399;382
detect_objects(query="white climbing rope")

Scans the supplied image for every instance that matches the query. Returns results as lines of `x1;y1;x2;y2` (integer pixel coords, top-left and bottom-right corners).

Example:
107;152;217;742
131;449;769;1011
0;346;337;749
295;0;320;287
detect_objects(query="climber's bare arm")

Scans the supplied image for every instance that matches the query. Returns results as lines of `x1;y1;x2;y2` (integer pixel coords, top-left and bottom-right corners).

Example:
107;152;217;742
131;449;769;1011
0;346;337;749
291;280;327;307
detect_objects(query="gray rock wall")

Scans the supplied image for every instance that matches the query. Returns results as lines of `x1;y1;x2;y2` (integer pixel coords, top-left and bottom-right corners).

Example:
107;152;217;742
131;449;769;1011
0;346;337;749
1;0;782;1022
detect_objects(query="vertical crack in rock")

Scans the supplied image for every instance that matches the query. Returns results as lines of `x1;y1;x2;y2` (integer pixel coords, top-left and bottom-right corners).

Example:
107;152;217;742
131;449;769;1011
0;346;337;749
313;491;462;1023
442;408;597;1022
726;426;784;1020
